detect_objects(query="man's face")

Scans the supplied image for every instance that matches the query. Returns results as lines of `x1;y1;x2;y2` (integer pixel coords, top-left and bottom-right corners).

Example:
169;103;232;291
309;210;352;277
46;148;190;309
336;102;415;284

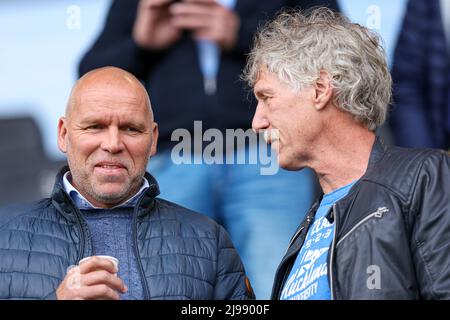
58;81;158;208
252;66;322;170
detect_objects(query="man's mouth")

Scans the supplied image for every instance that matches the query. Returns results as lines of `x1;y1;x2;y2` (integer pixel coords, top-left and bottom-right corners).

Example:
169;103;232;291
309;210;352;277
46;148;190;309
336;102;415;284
95;162;126;171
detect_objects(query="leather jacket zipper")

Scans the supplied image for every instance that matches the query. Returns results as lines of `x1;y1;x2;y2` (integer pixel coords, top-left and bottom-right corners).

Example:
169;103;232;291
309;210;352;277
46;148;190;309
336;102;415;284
276;213;315;299
329;206;389;300
284;211;315;256
336;207;389;248
285;223;307;257
287;226;305;250
329;204;337;300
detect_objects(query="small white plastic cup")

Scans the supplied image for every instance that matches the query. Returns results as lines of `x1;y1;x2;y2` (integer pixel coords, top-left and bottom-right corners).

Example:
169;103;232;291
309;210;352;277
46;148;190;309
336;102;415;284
79;255;119;275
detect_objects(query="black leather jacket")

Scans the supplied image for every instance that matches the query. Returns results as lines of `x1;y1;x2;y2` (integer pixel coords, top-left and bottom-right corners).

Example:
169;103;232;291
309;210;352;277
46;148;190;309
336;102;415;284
272;138;450;299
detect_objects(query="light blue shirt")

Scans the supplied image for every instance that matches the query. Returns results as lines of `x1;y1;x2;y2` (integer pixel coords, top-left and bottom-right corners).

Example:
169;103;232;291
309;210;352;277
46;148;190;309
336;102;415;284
62;171;149;210
280;181;357;300
197;0;236;95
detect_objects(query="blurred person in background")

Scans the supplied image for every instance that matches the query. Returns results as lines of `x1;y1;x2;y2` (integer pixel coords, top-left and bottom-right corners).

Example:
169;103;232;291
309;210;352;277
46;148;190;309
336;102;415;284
390;0;450;150
79;0;340;298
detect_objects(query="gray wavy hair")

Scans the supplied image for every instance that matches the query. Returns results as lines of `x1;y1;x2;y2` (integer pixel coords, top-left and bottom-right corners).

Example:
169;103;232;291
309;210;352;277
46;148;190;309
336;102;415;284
242;8;392;131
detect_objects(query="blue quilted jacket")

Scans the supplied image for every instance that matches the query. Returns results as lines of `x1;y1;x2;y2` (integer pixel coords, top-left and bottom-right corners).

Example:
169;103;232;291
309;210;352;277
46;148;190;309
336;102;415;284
0;168;254;300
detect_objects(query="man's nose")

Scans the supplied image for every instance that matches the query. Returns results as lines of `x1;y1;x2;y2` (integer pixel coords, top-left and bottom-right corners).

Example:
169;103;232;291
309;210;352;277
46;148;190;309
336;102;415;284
101;127;124;154
252;102;270;133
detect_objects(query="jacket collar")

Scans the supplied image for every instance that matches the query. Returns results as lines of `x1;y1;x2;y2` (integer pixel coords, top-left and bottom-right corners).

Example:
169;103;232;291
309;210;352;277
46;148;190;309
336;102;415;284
365;136;388;174
51;166;160;221
62;171;151;210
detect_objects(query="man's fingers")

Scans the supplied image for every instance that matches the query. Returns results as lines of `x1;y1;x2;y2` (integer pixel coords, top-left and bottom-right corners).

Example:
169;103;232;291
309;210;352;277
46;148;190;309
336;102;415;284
57;266;127;300
171;16;213;30
170;2;217;16
79;284;121;300
81;270;128;293
79;257;118;275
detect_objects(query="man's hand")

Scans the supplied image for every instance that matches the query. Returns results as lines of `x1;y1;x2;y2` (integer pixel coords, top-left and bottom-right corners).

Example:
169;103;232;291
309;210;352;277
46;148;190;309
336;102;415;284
170;0;240;51
133;0;182;50
56;257;128;300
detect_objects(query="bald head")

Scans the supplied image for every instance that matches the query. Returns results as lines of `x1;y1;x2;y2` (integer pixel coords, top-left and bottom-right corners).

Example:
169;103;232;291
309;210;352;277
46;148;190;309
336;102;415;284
58;66;158;208
66;66;153;122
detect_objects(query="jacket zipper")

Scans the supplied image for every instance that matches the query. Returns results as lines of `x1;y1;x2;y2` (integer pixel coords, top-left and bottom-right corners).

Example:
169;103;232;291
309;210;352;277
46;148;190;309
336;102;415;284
329;206;389;300
328;204;337;300
275;214;314;299
132;195;151;300
336;207;389;248
285;211;315;254
61;193;89;262
74;207;88;262
285;224;307;257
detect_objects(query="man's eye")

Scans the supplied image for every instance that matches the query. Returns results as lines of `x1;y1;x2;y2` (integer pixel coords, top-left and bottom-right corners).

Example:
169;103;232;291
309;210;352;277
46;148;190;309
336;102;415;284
124;127;140;133
86;125;101;130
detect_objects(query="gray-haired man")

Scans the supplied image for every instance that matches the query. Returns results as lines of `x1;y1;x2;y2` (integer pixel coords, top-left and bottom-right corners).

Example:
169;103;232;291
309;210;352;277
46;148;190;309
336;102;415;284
243;8;450;300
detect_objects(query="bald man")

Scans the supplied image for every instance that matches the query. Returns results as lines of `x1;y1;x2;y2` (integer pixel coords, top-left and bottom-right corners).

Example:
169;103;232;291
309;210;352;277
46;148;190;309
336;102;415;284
0;67;254;300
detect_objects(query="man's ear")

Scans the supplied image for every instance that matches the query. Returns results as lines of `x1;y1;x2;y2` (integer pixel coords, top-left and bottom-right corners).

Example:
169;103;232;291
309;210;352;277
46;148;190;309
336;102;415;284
57;117;68;154
149;122;159;157
313;70;334;111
